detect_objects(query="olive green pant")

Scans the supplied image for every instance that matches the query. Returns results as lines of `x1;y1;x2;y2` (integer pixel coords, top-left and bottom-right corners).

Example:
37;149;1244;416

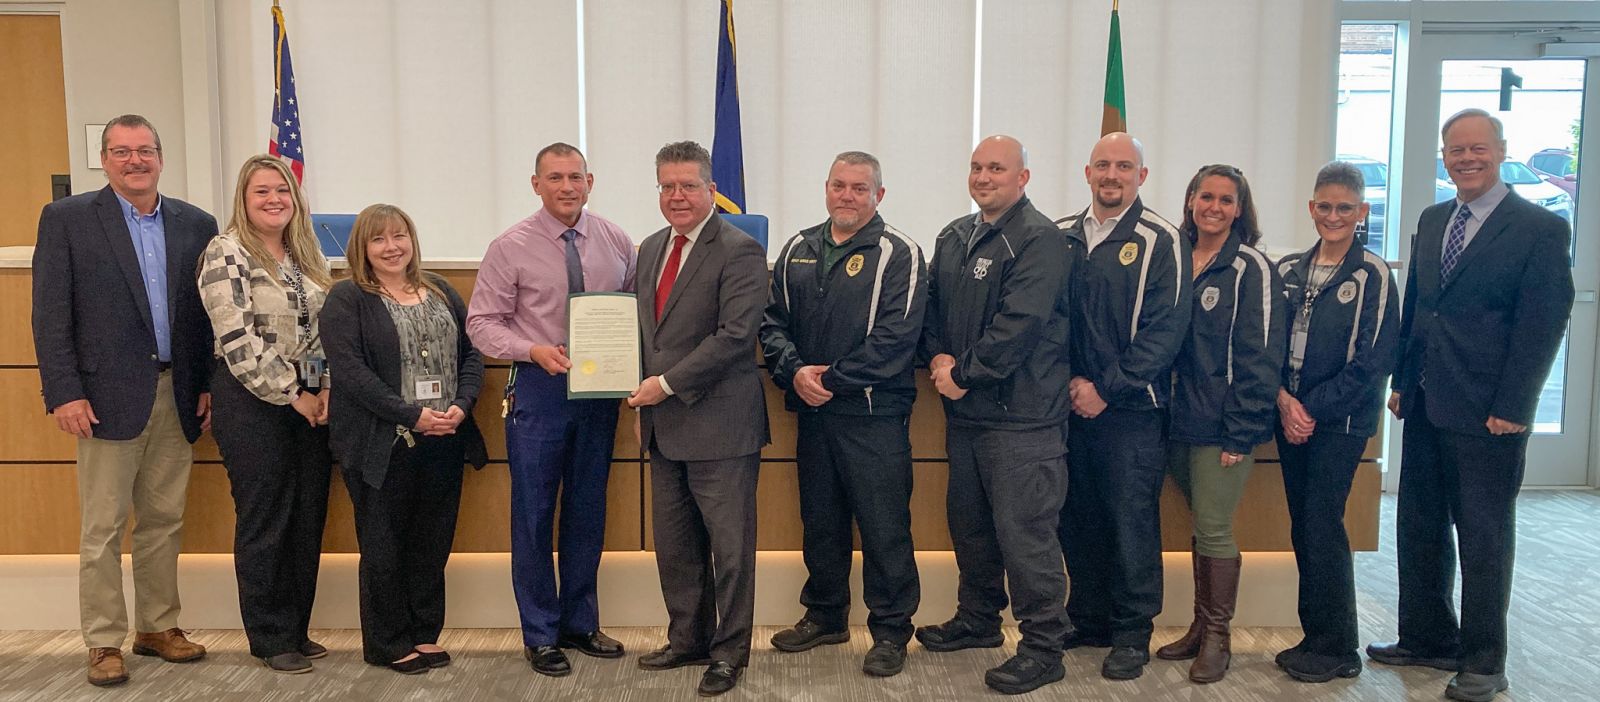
1166;443;1254;558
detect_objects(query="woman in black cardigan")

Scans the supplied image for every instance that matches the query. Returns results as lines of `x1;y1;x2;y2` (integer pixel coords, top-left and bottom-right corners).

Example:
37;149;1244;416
322;204;487;674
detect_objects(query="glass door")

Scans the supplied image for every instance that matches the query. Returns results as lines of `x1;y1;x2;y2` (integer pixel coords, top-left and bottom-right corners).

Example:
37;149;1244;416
1398;31;1599;487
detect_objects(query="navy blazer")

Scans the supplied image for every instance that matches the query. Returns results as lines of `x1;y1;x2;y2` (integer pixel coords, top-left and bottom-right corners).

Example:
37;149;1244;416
1393;190;1574;434
32;186;218;442
321;274;487;490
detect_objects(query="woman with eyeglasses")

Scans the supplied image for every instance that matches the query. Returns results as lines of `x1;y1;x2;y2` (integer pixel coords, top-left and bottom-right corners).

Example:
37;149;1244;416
1155;164;1282;683
198;155;334;674
322;204;485;674
1272;161;1399;683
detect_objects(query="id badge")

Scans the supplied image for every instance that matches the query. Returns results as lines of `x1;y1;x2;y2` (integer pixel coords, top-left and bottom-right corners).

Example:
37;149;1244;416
1290;329;1308;361
416;375;444;401
301;357;325;389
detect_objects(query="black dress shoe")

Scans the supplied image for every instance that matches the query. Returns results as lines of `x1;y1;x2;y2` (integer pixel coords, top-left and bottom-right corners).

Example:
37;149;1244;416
771;617;850;653
524;645;571;677
984;654;1066;695
637;644;712;671
697;661;741;697
1365;641;1460;672
1281;650;1362;683
861;640;906;677
299;640;329;660
1061;629;1113;650
417;650;451;668
558;630;625;659
913;616;1003;653
1446;671;1509;702
388;654;430;675
1100;646;1149;680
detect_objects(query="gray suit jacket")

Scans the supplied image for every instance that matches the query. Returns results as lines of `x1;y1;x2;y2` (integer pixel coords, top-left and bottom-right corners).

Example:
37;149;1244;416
637;214;770;461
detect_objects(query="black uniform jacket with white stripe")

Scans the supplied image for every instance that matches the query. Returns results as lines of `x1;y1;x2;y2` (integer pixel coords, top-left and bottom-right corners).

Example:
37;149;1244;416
761;214;927;416
919;196;1074;431
1056;197;1192;412
1169;231;1285;455
1277;240;1400;438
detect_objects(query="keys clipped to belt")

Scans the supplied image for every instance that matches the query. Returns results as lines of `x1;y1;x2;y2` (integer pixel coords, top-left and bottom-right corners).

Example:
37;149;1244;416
395;425;416;448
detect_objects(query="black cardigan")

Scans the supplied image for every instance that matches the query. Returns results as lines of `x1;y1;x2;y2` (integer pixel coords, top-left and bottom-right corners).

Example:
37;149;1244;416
322;273;487;489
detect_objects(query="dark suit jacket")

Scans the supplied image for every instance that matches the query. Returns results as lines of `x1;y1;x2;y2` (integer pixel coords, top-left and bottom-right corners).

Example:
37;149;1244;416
1394;190;1574;435
32;186;218;442
321;274;487;489
637;214;770;461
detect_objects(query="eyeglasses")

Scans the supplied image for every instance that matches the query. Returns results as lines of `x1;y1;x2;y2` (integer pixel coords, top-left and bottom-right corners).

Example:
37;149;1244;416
656;182;705;196
1312;201;1361;217
106;147;161;162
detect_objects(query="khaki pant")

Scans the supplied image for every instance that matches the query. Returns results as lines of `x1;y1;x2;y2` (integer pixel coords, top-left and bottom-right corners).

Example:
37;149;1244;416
76;372;193;648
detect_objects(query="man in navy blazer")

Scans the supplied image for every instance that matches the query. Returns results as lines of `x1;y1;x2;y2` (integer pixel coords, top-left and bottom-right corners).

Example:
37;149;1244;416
1373;108;1574;702
31;115;217;687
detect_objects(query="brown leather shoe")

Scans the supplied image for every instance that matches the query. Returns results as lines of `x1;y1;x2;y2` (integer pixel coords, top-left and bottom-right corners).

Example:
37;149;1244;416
132;628;207;663
87;647;129;686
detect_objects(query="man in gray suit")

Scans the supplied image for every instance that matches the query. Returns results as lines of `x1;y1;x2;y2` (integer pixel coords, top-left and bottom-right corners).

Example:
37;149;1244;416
629;140;769;697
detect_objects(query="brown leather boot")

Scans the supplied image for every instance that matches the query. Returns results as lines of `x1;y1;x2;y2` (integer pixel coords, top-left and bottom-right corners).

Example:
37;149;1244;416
87;647;129;686
1188;554;1241;683
1156;544;1204;660
132;628;207;663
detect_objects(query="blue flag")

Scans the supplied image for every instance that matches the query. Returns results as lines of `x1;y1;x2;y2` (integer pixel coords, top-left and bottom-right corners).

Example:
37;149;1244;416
711;0;745;214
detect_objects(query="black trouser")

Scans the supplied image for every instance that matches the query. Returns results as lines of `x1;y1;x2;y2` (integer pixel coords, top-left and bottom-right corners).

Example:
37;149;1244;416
650;443;759;666
1277;429;1365;656
946;424;1069;662
344;434;465;665
1060;408;1165;649
210;364;331;659
794;412;919;645
1397;390;1527;675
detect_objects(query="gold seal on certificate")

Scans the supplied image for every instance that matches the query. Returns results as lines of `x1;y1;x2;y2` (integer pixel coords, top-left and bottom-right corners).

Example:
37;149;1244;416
566;292;642;399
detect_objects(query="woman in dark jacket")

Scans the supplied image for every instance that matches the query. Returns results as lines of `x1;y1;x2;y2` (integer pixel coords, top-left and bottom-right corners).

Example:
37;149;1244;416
1273;161;1399;683
1157;164;1283;683
322;203;486;674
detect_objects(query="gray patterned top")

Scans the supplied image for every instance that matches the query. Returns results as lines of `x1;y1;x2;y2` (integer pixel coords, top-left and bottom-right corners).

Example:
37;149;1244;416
383;292;458;412
198;233;328;404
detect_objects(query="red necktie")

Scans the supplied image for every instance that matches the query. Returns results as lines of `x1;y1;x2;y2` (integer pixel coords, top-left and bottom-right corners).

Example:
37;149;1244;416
655;234;687;320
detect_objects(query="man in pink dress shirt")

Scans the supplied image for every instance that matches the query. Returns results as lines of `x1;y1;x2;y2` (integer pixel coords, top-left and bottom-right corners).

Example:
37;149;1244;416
465;142;637;677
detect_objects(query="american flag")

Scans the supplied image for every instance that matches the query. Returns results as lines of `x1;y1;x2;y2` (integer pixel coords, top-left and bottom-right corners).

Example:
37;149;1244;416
269;3;305;182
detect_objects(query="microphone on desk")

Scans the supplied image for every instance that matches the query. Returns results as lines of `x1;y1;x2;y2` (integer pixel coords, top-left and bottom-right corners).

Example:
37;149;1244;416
319;223;346;256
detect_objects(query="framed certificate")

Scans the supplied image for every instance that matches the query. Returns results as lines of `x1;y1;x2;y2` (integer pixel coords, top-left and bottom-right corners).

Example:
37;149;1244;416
566;292;642;399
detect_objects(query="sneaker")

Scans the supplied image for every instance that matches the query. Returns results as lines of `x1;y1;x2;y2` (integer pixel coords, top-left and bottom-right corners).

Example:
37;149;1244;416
770;617;850;653
862;640;906;677
913;616;1004;653
984;654;1065;695
1282;650;1362;683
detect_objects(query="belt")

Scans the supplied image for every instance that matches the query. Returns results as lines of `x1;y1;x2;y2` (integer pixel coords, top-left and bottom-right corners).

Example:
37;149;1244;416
156;361;172;372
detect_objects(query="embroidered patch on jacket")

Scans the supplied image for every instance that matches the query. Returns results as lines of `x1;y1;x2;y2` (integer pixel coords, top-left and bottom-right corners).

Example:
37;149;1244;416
973;257;993;280
846;253;865;277
1337;280;1358;304
1200;286;1220;311
1118;242;1138;266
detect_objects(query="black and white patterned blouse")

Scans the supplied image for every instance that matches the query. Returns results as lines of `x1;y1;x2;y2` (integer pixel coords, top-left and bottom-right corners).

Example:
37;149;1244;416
198;233;328;404
383;292;459;412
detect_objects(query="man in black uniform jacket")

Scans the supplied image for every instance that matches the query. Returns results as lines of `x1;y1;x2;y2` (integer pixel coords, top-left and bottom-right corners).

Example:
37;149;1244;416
915;135;1074;695
761;151;926;678
1054;132;1192;681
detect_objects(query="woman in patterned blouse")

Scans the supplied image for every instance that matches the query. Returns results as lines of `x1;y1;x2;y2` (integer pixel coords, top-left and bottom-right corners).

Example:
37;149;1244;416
321;204;485;675
197;155;334;674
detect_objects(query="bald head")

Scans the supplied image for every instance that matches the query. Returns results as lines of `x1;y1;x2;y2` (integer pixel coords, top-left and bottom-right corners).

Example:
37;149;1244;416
1086;131;1149;218
969;135;1031;220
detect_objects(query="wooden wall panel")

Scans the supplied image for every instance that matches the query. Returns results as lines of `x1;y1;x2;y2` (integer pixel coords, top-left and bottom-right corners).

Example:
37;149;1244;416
0;15;69;248
0;464;81;554
0;271;35;365
0;367;76;461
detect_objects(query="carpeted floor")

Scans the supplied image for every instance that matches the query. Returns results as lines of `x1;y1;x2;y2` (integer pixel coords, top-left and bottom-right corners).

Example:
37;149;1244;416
2;490;1595;701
